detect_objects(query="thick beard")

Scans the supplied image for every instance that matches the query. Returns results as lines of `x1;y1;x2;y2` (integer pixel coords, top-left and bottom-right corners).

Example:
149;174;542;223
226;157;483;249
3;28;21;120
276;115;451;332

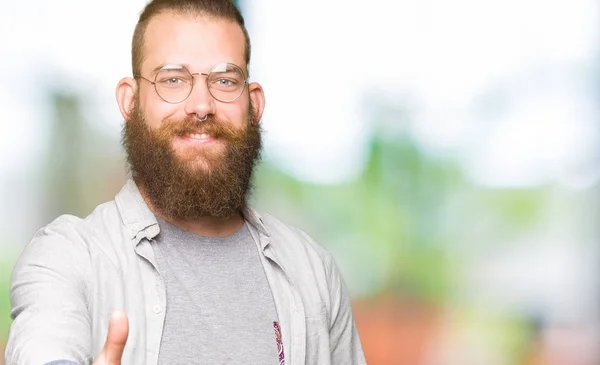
121;101;262;220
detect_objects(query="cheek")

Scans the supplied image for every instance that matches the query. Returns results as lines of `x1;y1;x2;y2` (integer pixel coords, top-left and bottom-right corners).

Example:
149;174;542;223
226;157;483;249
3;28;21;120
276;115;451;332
219;102;249;128
140;91;181;129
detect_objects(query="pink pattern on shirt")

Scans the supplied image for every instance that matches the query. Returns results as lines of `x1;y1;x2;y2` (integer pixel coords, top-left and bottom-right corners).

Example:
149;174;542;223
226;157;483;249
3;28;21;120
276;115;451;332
273;321;285;365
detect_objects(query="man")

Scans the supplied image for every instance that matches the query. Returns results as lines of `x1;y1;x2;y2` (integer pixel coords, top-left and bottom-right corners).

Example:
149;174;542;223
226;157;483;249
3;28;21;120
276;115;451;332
5;0;366;364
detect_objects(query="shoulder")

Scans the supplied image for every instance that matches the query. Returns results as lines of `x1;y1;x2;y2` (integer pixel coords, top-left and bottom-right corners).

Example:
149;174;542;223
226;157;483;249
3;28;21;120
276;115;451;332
12;200;123;287
18;199;120;266
258;211;336;269
34;200;119;245
255;211;353;317
261;212;331;252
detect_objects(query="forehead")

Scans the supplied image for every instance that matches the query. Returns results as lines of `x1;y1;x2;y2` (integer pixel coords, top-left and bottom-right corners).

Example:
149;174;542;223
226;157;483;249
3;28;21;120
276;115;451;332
142;12;246;74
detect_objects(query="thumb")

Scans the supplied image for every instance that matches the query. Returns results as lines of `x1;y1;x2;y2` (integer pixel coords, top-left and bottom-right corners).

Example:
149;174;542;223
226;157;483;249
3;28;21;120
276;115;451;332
96;310;129;365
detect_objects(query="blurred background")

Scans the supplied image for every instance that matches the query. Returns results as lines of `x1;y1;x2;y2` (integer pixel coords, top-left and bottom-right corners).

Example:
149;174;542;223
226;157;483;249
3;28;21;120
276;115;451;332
1;0;600;364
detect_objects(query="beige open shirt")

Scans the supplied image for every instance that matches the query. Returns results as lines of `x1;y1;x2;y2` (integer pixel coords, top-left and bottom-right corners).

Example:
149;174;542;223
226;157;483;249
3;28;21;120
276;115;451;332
5;179;366;365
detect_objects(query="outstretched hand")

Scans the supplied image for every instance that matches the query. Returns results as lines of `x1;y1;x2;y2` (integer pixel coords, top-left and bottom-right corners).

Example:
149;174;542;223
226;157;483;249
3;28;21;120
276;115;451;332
92;310;129;365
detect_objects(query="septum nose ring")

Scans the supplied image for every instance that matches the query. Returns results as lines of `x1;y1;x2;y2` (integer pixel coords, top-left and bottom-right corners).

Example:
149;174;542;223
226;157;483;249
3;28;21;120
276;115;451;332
197;114;208;122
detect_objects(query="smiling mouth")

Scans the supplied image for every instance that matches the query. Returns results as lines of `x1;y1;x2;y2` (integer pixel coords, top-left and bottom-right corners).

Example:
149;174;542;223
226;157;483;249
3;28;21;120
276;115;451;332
186;133;211;140
173;132;222;149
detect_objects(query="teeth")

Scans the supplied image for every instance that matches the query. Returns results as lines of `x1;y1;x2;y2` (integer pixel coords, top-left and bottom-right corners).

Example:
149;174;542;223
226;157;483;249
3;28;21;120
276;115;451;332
188;133;210;139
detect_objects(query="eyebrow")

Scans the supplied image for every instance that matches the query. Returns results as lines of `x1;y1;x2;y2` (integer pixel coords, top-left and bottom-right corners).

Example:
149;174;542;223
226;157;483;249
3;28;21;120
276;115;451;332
149;62;247;76
151;63;189;75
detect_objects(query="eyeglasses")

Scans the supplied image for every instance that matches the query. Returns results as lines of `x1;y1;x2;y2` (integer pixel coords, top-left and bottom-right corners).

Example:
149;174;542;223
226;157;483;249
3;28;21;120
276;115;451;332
135;62;248;104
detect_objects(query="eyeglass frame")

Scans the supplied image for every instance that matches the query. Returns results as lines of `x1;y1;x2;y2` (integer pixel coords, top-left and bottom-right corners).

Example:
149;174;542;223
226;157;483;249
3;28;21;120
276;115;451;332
133;62;249;104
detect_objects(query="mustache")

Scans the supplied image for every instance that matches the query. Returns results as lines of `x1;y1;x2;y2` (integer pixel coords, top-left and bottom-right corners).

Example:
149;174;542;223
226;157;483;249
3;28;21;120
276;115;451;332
155;115;243;141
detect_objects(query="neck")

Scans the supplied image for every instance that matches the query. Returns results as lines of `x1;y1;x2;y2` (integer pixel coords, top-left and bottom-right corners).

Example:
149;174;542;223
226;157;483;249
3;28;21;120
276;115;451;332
139;186;245;237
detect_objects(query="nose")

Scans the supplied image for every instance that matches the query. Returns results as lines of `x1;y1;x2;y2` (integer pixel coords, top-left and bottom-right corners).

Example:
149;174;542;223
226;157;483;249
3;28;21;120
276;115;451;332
183;73;216;118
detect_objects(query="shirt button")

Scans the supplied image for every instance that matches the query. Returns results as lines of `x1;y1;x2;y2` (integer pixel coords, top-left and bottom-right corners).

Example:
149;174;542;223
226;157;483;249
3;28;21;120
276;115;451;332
153;305;162;314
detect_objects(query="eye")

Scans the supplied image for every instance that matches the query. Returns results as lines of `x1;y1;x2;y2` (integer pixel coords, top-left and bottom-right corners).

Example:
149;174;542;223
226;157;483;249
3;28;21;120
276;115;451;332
215;78;235;86
163;77;184;85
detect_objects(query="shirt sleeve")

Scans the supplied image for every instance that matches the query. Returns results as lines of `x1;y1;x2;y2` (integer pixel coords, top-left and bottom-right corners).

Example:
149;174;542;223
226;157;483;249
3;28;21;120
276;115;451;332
4;217;93;365
326;256;368;365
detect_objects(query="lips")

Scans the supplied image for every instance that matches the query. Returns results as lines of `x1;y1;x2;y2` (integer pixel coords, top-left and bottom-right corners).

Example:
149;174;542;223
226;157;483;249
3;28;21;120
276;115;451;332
186;132;211;140
168;119;234;143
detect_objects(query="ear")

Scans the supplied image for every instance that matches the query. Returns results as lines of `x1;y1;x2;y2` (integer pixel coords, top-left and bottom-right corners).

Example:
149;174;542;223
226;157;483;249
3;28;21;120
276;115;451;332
248;82;265;122
116;77;137;121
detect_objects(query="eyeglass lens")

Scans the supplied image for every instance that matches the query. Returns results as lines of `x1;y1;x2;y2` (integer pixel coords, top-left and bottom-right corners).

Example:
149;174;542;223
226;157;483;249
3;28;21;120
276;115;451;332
154;63;246;103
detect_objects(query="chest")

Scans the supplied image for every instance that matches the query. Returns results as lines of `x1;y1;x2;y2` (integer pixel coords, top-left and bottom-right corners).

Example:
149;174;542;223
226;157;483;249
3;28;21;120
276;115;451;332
151;234;281;365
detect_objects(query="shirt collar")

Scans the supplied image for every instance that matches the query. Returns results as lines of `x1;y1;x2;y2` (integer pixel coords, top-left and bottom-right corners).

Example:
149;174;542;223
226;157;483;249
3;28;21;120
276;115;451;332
115;179;160;245
115;179;271;246
242;206;271;241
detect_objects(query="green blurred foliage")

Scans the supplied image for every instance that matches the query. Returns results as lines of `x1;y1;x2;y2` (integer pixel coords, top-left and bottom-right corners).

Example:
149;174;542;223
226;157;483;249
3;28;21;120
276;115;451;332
0;250;15;344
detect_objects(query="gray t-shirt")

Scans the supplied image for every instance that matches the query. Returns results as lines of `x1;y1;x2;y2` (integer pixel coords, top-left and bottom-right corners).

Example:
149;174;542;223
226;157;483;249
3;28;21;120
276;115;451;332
151;217;280;365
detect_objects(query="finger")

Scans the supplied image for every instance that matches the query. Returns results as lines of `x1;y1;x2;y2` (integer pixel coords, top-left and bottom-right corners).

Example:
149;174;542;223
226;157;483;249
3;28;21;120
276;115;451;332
102;310;129;364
